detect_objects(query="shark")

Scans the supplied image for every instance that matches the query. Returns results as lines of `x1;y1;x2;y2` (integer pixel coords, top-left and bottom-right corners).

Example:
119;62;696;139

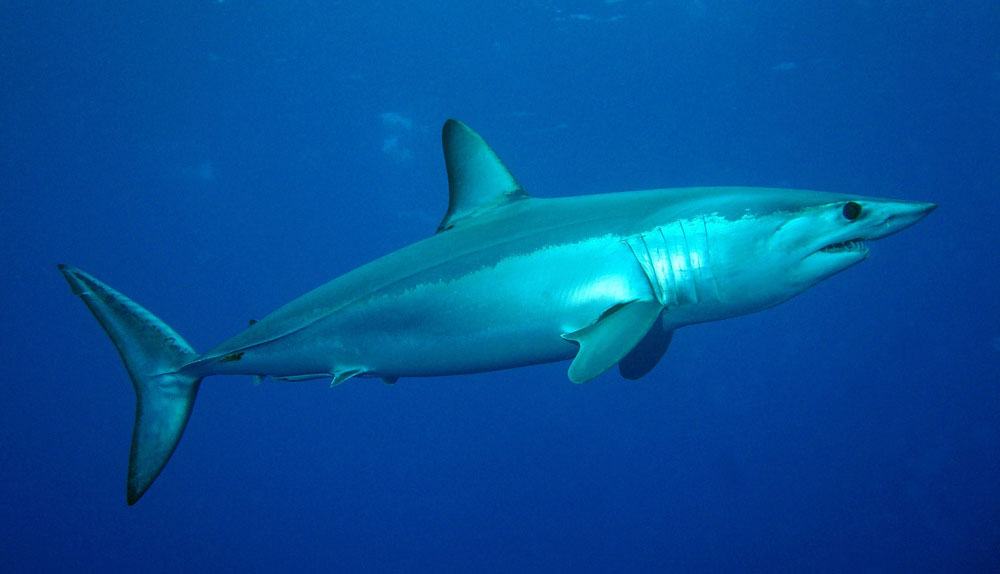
61;119;936;504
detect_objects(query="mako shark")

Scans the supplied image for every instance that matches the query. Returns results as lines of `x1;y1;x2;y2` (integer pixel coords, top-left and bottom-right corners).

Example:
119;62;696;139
61;119;935;504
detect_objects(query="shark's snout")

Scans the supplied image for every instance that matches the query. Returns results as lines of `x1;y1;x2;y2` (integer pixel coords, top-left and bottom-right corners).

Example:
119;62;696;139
869;200;937;241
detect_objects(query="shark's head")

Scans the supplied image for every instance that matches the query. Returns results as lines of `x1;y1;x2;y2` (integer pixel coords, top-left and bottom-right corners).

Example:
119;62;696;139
683;189;937;316
770;196;937;288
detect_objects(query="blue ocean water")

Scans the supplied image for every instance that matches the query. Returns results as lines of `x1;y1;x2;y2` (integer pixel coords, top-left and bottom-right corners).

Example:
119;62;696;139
3;1;998;571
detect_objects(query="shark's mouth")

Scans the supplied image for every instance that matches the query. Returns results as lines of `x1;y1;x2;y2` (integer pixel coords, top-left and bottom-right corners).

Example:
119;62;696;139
820;239;868;253
819;239;868;254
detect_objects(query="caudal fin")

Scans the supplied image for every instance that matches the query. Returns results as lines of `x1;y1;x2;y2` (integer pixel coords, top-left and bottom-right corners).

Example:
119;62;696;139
59;265;202;505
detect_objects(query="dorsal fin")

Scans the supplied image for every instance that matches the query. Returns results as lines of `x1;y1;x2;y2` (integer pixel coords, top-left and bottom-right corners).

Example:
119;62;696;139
437;119;528;232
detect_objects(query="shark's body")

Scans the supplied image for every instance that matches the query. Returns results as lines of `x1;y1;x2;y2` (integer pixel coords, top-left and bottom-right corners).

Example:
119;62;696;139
61;120;935;504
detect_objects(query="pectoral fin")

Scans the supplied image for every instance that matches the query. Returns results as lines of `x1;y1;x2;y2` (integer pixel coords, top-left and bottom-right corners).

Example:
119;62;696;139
618;317;673;380
561;299;663;383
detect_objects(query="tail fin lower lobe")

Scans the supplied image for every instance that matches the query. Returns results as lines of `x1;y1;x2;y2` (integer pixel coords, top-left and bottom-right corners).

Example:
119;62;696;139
59;265;202;505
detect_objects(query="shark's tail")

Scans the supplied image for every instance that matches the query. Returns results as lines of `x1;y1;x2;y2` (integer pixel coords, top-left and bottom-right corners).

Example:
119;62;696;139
59;264;202;505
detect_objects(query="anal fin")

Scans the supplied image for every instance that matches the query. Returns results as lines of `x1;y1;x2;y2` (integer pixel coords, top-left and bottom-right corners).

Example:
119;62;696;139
331;369;363;387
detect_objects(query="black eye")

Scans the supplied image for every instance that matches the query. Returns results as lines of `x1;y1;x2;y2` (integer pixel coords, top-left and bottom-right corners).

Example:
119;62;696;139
842;201;862;221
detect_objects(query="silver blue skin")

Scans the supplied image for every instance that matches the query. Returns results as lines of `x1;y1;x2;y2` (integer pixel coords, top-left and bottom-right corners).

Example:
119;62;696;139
60;120;936;504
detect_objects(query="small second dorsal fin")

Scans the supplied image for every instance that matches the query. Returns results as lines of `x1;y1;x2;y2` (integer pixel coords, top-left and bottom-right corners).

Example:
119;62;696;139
437;119;528;232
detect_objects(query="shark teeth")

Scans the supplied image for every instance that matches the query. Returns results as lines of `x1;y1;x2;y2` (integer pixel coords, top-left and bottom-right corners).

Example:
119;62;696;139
820;239;867;253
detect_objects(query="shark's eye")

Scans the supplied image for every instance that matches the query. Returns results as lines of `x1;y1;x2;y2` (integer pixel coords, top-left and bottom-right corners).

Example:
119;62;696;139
843;201;863;221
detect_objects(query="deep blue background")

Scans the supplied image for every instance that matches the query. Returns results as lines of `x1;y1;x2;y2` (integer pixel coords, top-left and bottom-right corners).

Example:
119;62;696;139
3;1;998;571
